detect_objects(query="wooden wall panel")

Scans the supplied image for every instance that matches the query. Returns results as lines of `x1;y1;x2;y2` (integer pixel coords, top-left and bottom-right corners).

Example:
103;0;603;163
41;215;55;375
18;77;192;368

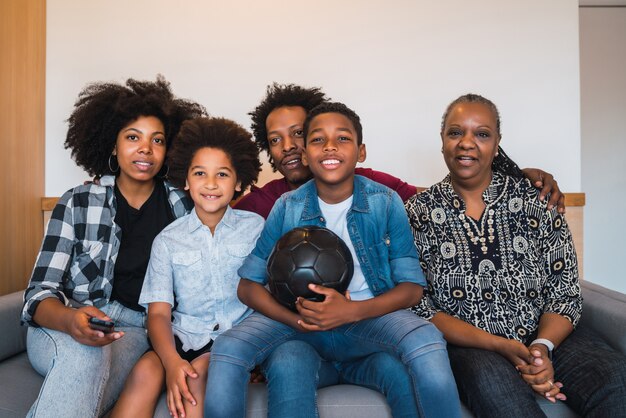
565;206;584;279
0;0;46;295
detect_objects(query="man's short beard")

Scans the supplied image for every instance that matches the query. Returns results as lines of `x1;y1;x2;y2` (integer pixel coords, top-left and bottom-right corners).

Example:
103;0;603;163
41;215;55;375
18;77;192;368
286;173;313;187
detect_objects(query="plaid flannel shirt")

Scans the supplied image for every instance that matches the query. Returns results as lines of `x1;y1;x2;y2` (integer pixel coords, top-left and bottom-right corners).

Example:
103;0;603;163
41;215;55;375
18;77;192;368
22;175;192;326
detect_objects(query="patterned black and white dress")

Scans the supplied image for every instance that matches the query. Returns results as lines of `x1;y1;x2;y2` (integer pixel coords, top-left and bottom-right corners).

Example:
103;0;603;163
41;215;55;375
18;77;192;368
405;171;581;343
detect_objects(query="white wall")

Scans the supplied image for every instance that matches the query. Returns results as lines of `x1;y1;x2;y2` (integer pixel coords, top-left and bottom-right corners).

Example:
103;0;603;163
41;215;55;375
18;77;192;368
46;0;582;197
580;7;626;293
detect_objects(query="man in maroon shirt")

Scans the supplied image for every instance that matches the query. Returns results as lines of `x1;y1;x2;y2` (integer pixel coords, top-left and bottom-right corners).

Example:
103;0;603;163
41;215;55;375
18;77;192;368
234;83;563;218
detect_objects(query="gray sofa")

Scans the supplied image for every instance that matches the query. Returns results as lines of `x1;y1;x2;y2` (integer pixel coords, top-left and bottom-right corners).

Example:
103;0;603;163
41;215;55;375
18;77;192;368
1;281;625;418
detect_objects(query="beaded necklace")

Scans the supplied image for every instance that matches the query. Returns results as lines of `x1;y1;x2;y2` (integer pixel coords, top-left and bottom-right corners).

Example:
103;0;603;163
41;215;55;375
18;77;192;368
459;208;495;255
447;173;507;255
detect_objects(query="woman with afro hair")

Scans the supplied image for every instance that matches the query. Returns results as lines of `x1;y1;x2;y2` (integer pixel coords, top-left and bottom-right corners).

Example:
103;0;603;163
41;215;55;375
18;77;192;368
21;76;206;418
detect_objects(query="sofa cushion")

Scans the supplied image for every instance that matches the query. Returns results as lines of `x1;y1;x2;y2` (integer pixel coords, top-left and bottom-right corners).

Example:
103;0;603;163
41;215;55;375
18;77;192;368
580;280;626;355
0;352;43;417
0;291;27;362
154;383;393;418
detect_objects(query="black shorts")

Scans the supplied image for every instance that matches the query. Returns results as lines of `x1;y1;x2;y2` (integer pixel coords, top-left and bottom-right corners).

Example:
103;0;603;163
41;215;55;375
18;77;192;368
147;336;213;363
175;336;213;362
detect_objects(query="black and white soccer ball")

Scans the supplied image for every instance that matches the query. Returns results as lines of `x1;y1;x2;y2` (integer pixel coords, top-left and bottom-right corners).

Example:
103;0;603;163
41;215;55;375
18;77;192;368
267;226;354;311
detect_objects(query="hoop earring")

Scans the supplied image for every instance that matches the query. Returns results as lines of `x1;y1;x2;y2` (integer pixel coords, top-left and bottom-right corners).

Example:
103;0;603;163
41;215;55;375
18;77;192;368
158;163;169;179
108;155;119;173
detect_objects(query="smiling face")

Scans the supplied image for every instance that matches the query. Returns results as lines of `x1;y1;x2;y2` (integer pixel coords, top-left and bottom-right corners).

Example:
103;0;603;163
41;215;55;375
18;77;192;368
113;115;166;187
185;147;241;230
266;106;313;189
441;102;500;190
302;112;366;203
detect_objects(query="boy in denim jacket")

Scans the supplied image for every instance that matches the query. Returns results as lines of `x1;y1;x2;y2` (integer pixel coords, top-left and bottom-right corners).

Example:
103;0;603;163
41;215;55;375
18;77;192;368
205;103;461;418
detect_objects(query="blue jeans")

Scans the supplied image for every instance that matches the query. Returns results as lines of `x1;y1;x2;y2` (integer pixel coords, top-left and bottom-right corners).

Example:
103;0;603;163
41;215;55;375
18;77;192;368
261;340;418;418
205;310;461;418
448;327;626;418
26;301;148;418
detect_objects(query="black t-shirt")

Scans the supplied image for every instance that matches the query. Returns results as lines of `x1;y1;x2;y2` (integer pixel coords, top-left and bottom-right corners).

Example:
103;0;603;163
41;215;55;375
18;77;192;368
111;180;175;311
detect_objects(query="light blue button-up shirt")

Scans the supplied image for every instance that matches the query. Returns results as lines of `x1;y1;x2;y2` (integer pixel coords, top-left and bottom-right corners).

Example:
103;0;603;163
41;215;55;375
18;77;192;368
140;206;264;351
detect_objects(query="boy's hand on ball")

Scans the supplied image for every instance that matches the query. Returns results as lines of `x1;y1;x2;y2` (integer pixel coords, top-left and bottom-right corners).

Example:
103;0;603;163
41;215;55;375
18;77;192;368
296;284;357;331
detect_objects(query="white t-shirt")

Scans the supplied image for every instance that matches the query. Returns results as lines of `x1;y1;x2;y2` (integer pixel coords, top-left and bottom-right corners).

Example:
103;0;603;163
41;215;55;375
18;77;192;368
318;196;374;301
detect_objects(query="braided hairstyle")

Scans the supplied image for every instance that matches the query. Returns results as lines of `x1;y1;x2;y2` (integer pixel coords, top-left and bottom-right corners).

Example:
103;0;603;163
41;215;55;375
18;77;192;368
441;93;524;179
65;75;207;177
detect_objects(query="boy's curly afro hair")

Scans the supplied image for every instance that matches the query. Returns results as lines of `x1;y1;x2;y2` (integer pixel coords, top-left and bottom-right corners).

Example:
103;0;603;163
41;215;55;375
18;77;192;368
167;117;262;200
64;75;207;177
248;83;328;167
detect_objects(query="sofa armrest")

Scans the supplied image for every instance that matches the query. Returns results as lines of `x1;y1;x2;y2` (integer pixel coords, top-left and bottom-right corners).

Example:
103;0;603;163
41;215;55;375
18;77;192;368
0;291;27;361
579;281;626;356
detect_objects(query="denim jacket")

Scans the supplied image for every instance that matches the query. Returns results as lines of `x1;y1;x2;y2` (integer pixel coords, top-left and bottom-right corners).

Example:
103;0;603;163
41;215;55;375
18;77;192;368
238;175;425;295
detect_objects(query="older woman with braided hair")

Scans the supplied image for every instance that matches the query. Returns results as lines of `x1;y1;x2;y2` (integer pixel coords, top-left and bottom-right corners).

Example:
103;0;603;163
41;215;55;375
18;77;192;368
405;93;626;417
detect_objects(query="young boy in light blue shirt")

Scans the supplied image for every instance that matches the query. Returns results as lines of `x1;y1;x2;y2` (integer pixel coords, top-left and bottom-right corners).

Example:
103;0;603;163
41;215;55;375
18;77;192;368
111;117;264;418
205;103;462;418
